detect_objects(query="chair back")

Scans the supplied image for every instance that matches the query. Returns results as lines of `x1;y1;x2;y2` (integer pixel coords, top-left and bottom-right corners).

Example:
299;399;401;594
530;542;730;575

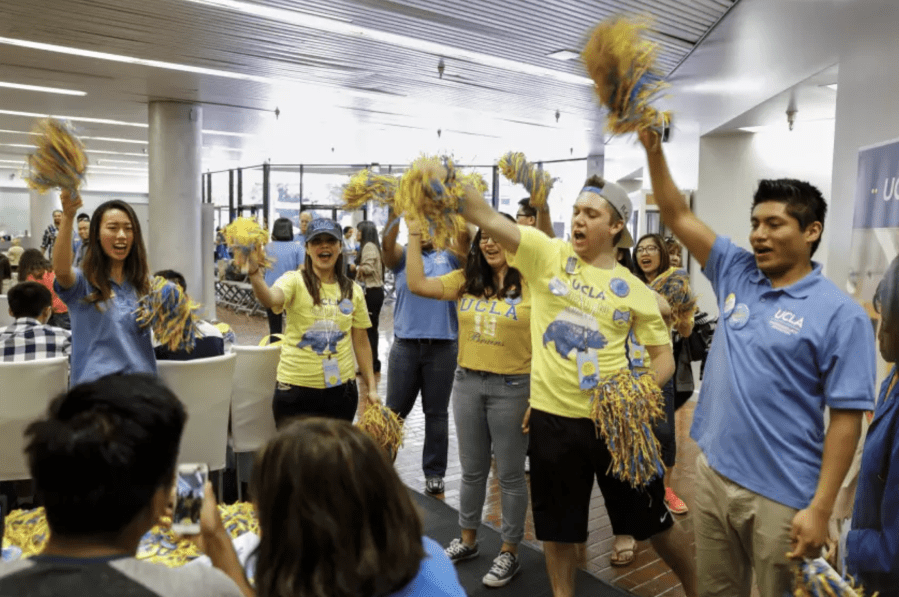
0;295;12;327
230;345;279;453
0;356;69;480
156;353;236;471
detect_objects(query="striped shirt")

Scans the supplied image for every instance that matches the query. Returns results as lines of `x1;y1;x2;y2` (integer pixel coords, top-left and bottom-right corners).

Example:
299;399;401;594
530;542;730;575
41;225;58;257
0;318;71;362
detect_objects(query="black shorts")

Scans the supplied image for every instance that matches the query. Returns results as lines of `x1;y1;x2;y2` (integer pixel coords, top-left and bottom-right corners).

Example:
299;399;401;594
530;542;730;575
528;408;674;543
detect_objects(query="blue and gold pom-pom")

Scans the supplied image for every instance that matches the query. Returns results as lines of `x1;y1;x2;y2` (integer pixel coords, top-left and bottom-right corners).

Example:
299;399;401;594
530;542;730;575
24;118;88;197
135;276;201;352
497;151;555;211
589;368;665;487
793;558;869;597
394;155;470;251
223;217;272;270
356;402;405;462
343;169;400;209
581;16;672;135
650;268;697;330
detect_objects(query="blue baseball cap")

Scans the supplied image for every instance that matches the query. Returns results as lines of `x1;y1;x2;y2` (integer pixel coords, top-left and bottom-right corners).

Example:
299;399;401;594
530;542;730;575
305;218;342;243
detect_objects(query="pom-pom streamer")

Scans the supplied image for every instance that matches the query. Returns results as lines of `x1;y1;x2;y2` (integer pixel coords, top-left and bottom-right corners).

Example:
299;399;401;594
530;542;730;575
223;217;272;271
793;558;871;597
357;402;405;462
650;269;698;331
589;368;665;487
24;118;88;196
343;169;400;210
581;16;672;135
497;151;555;210
135;276;202;352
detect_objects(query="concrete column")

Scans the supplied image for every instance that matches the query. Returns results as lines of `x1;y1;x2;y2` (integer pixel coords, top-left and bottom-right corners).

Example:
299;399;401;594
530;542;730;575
29;188;58;251
148;102;206;314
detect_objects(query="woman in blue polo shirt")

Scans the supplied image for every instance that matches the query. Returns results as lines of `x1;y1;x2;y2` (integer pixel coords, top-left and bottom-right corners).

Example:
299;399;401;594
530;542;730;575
845;258;899;595
52;191;156;385
263;217;305;337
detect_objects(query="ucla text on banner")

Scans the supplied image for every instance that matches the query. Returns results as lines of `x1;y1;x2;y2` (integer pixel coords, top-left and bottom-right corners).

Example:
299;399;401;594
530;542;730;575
854;140;899;229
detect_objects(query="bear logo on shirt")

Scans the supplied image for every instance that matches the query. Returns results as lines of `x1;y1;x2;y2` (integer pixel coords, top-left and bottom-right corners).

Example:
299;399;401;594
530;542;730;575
542;319;608;359
297;328;347;354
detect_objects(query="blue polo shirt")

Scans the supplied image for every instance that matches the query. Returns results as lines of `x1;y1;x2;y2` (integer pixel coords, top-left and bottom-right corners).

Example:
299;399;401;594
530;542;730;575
264;240;305;286
55;270;157;386
692;236;875;510
392;248;459;340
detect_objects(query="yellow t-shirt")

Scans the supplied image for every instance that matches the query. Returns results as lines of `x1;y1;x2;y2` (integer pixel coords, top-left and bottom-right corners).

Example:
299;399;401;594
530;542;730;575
437;269;532;375
508;226;670;419
273;271;371;388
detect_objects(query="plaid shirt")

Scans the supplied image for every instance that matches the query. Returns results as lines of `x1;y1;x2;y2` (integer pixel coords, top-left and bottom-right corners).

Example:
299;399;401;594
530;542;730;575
41;224;58;257
0;318;71;362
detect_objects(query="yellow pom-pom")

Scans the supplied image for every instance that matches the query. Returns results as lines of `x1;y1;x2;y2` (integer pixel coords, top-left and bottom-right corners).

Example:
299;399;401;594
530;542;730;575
223;217;272;270
589;368;665;487
581;16;672;135
134;276;202;352
793;558;868;596
650;269;698;331
393;155;469;251
356;402;405;461
497;151;555;210
24;118;88;196
343;169;400;210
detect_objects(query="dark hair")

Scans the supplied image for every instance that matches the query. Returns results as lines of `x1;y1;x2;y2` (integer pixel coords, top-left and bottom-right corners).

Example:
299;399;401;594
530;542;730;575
83;200;151;306
302;238;353;306
517;198;536;219
154;269;187;291
271;217;294;242
582;175;624;246
25;374;187;538
76;213;90;222
8;281;52;318
461;214;522;300
616;247;635;272
251;418;424;597
17;248;49;282
0;254;10;281
356;221;383;278
665;237;683;256
875;256;899;324
633;234;671;283
751;179;827;256
342;226;354;235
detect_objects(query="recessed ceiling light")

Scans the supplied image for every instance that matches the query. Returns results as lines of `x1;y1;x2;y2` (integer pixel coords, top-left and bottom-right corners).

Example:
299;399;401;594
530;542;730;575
547;50;580;61
0;81;86;96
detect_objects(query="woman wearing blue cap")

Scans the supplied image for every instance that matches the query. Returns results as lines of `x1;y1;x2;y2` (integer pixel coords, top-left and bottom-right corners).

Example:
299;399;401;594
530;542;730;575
247;218;379;425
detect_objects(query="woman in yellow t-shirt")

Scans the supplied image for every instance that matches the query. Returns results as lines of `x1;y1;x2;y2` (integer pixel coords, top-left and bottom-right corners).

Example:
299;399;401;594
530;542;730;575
247;218;379;427
405;215;530;588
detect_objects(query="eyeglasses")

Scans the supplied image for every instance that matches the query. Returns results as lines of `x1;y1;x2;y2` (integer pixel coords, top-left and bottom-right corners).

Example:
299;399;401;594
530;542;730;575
479;234;496;244
635;245;660;255
515;213;531;219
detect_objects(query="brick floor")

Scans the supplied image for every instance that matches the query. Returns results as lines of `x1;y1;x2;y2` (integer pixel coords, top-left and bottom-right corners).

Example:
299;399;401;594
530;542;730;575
216;302;699;597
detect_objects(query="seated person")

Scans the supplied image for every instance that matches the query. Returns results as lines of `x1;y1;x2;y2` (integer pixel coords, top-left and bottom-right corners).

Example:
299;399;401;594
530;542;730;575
153;269;225;360
0;374;251;597
0;282;71;362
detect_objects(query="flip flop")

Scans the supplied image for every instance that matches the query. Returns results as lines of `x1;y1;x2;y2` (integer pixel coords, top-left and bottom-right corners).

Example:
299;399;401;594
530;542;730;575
610;537;636;567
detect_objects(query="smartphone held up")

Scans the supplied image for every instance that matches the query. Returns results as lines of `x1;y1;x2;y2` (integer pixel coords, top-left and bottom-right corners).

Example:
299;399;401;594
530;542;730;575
172;463;208;535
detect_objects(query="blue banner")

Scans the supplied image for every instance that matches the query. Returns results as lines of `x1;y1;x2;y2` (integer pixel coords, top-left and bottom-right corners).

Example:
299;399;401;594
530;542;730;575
853;140;899;229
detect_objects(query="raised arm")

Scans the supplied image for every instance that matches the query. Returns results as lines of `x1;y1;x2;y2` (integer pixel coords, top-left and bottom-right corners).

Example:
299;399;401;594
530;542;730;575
405;218;450;300
460;183;521;255
246;253;285;311
638;130;716;268
533;198;555;238
381;207;405;270
53;190;79;289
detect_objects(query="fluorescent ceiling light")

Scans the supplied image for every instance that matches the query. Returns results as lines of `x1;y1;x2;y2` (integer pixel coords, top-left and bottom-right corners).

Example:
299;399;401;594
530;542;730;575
91;165;147;173
203;129;255;138
825;83;838;91
738;126;766;133
547;50;580;61
0;129;148;144
97;159;144;165
87;149;147;157
0;143;32;149
0;159;24;165
0;109;146;128
204;146;242;152
0;81;86;96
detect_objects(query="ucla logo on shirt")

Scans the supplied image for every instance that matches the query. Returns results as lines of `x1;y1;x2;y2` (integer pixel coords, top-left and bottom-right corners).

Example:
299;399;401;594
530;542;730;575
570;279;606;300
433;254;449;265
459;297;519;321
769;308;804;335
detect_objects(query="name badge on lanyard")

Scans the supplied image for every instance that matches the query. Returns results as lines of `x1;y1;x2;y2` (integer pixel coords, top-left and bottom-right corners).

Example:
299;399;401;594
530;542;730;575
323;357;341;388
576;350;599;390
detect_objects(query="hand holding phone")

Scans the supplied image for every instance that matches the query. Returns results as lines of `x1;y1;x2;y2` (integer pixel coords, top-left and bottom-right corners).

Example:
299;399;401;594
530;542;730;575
172;463;208;535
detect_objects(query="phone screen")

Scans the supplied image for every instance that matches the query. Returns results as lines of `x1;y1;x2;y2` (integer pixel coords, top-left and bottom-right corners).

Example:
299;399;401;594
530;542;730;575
173;464;207;532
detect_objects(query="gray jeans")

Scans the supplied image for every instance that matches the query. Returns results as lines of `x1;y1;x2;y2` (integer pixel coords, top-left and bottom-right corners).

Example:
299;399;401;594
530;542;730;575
452;366;530;545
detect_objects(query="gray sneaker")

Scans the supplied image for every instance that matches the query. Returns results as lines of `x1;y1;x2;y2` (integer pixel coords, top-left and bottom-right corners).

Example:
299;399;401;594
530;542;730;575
444;538;479;564
482;551;520;587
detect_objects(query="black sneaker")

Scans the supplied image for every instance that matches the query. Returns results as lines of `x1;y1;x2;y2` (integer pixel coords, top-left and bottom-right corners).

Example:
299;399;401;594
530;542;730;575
425;476;444;495
482;551;520;587
445;538;479;564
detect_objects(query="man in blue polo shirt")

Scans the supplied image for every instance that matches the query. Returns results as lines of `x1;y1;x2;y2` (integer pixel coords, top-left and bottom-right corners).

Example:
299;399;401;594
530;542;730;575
639;130;876;597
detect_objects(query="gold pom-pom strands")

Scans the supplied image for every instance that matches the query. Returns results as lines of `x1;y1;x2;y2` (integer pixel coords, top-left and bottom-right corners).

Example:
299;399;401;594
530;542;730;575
497;151;555;210
343;169;400;210
223;217;272;271
356;402;405;462
24;118;88;197
650;270;698;331
135;276;202;352
792;558;870;597
589;368;666;487
3;507;49;560
581;16;672;136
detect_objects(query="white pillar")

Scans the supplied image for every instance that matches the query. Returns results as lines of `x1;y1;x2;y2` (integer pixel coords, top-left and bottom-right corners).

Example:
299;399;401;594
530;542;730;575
28;188;58;251
148;102;204;311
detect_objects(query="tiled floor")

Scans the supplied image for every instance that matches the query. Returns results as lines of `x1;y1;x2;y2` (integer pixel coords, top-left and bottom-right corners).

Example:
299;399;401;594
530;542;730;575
218;303;699;597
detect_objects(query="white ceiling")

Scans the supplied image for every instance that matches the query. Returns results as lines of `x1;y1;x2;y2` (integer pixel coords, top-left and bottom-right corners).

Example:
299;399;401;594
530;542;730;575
0;0;737;173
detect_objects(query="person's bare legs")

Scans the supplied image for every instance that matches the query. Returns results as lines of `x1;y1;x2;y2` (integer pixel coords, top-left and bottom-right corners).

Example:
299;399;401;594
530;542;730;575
544;541;580;597
650;523;699;597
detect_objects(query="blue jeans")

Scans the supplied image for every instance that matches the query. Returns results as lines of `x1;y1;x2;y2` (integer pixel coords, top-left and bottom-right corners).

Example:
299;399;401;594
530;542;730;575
386;337;457;477
452;367;530;545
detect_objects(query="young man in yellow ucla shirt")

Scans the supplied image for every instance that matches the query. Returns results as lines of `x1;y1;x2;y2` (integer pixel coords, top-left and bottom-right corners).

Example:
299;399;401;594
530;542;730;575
457;175;698;597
